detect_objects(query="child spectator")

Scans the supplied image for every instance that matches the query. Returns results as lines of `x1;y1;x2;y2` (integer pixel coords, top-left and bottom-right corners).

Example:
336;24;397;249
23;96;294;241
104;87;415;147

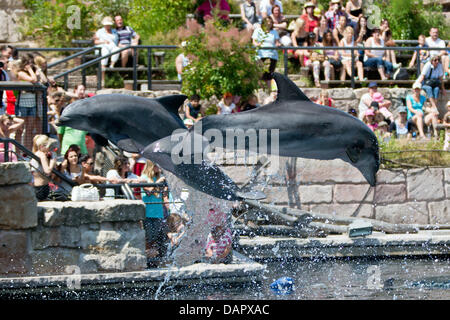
372;92;394;123
348;107;357;117
388;106;412;139
363;109;378;132
217;92;236;115
315;89;336;107
240;0;261;32
376;121;390;141
185;94;203;122
240;94;261;112
301;2;319;33
408;35;430;70
357;82;392;121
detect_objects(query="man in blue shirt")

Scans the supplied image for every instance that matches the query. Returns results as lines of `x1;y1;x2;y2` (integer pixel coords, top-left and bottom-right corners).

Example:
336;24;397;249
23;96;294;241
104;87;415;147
114;16;140;67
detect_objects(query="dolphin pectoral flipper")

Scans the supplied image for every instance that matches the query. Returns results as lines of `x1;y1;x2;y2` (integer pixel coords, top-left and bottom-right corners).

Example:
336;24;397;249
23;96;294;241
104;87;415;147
89;133;109;147
108;133;143;153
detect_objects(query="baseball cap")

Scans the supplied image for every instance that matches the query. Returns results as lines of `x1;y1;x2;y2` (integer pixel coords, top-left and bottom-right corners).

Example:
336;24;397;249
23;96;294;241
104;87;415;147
412;82;422;89
396;106;407;113
368;82;378;88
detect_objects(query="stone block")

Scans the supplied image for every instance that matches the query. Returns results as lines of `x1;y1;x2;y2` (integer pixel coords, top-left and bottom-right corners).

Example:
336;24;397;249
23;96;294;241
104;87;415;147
30;248;81;275
428;200;450;224
297;158;367;184
0;230;31;275
309;203;373;219
298;185;333;204
444;168;450;183
0;162;32;185
376;169;406;184
333;99;358;112
79;249;146;272
334;184;374;203
374;184;406;204
31;225;81;250
0;184;37;229
328;88;356;100
375;202;429;225
446;184;450;198
407;169;444;201
260;186;291;204
220;165;254;185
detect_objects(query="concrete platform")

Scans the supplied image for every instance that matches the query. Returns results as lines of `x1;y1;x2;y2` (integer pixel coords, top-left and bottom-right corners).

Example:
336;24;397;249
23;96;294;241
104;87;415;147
0;252;265;296
237;230;450;260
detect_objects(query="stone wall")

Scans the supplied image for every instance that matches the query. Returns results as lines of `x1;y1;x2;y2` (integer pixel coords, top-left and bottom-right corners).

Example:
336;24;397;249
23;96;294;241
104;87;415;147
0;0;25;43
0;162;147;277
219;156;450;226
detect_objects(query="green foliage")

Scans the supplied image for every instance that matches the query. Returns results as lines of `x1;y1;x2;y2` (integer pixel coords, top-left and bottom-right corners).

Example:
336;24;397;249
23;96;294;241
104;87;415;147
179;19;263;100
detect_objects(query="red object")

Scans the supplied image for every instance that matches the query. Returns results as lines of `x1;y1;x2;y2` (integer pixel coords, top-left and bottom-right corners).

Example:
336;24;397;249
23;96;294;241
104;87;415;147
133;162;145;177
301;13;319;33
6;91;16;115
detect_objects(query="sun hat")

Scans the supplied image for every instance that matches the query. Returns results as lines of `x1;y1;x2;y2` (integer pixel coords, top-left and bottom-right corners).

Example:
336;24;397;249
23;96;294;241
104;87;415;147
314;7;322;17
183;118;194;126
378;121;388;127
304;1;315;8
101;16;114;26
365;109;375;116
412;82;422;90
372;92;384;103
397;106;407;113
331;0;341;3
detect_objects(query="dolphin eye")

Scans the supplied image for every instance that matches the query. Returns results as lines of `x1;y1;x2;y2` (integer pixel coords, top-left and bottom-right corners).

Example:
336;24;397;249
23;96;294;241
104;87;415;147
346;145;361;163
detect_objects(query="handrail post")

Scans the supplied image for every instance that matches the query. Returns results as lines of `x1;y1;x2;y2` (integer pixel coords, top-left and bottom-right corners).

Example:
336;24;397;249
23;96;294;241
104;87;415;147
64;74;69;91
351;48;355;89
133;47;138;91
42;86;48;134
416;47;421;78
81;53;86;87
147;47;152;91
4;141;9;162
97;48;102;90
283;47;288;77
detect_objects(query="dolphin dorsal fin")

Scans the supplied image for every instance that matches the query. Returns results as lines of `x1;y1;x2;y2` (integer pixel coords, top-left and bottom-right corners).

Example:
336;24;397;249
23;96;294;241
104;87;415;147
272;73;311;102
156;94;188;115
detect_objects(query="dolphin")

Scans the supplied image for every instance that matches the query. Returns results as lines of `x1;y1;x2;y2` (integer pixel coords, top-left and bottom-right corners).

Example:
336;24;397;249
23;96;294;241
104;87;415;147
189;73;380;186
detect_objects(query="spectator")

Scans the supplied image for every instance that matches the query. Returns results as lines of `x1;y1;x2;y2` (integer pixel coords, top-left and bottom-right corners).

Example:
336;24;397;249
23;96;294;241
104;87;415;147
252;17;281;90
239;93;261;112
315;89;336;107
325;0;347;30
33;54;56;87
340;26;365;81
259;0;283;19
195;0;230;22
443;101;450;151
73;84;88;100
415;56;446;113
93;16;120;84
104;155;145;199
348;107;357;117
425;27;448;66
79;154;110;184
290;18;308;66
167;213;186;249
114;15;140;68
355;15;370;44
301;2;319;33
205;223;233;264
406;82;439;139
380;19;399;67
175;42;190;82
322;30;343;80
57;103;88;156
332;15;347;45
0;114;24;162
0;45;14;61
270;5;291;47
303;32;331;87
185;94;203;123
240;0;261;32
372;92;394;123
363;27;397;80
345;0;362;28
30;134;58;201
59;144;86;185
408;34;430;70
217;92;236;115
314;15;330;43
388;106;412;139
0;57;8;114
376;121;390;140
357;81;392;121
363;108;378;132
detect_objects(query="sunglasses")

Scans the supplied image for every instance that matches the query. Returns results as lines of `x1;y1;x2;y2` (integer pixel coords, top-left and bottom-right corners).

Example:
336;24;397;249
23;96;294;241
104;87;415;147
86;162;94;165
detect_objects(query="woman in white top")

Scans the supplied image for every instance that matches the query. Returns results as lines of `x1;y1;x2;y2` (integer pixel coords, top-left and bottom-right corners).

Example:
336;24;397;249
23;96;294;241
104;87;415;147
104;155;145;199
217;92;236;115
339;26;365;81
93;16;120;85
363;27;393;80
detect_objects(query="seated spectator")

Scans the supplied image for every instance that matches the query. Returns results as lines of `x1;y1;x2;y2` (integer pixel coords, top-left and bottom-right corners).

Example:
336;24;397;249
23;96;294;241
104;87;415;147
340;26;365;81
314;15;330;43
301;2;319;33
325;0;347;30
408;34;430;70
0;114;24;162
259;0;283;19
217;92;236;115
371;92;394;123
290;18;308;65
444;101;450;151
364;27;397;80
195;0;230;22
406;82;439;139
322;30;344;80
332;15;347;46
252;17;281;89
302;32;331;87
380;19;399;67
425;27;449;78
415;56;446;113
104;155;145;199
185;94;203;123
240;94;261;112
355;15;370;45
348;107;357;117
388;106;412;139
93;16;120;84
30;134;58;201
363;109;378;132
345;0;362;29
315;89;336;107
167;213;186;249
270;5;291;47
240;0;261;32
376;121;390;140
1;45;14;61
357;81;392;121
114;15;140;68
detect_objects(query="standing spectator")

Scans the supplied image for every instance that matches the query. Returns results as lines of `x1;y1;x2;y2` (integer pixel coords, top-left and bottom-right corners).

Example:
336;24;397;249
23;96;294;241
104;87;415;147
240;0;261;32
425;27;449;79
270;5;290;47
93;16;120;85
175;42;190;82
185;94;203;123
57;104;88;156
388;106;412;139
301;2;319;33
406;82;439;139
408;34;430;70
340;26;365;81
33;54;56;87
325;0;347;30
415;56;446;113
114;15;140;68
252;17;281;90
322;31;343;80
314;15;330;43
290;18;308;66
0;114;24;162
259;0;283;19
363;27;396;80
217;92;236;115
59;145;86;186
195;0;230;22
345;0;362;29
357;81;392;121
